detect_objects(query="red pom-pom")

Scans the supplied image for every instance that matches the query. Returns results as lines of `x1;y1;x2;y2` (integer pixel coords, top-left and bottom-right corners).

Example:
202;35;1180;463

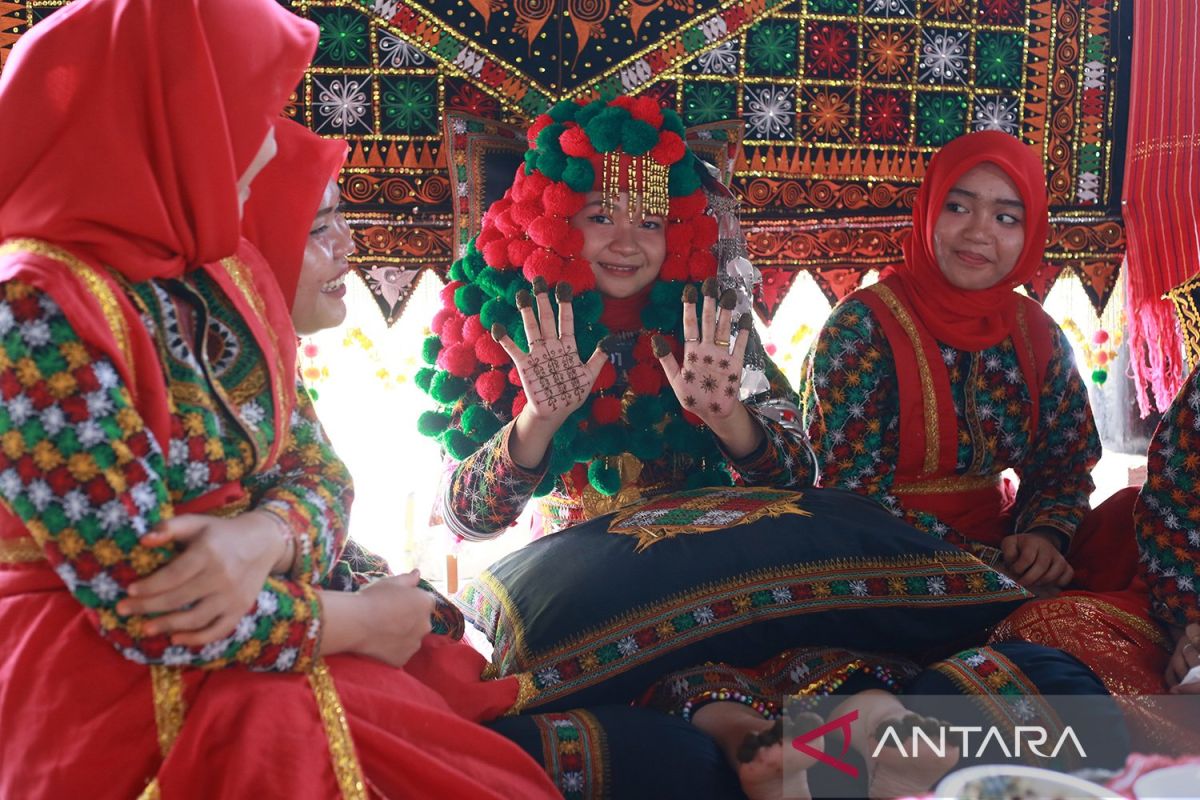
526;249;565;283
563;228;584;255
610;97;634;111
475;333;510;366
526;114;553;149
627;362;663;395
591;395;623;424
650;131;685;166
559;125;596;158
439;317;464;345
683;410;704;426
666;222;694;252
431;308;458;335
630;96;664;129
528;215;571;249
476;225;502;250
482;239;510;269
592;360;616;392
508;366;523;386
438;342;477;377
514;171;551;204
659;253;690;281
507;237;536;267
688;250;717;280
692;214;718;249
543;182;586;217
511;390;528;417
632;333;655;361
475;369;508;404
481;197;512;228
563;258;597;292
440;281;464;306
511;202;540;228
669;192;707;220
461;315;486;342
492;208;519;237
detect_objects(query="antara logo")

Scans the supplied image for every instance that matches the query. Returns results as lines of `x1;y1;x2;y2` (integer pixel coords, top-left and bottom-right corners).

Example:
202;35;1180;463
872;725;1087;760
790;709;861;779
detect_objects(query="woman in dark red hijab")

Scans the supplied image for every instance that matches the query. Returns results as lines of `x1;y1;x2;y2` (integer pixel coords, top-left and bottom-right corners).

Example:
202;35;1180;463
803;130;1100;592
0;1;558;797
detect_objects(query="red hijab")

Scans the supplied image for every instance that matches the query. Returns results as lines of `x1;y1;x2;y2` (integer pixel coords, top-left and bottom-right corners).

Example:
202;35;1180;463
243;118;348;309
0;0;317;281
892;130;1050;351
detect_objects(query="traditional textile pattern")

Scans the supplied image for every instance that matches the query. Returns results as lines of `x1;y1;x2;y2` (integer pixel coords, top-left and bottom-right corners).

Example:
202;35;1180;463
1;0;1124;322
607;487;810;551
0;280;331;671
465;552;1024;710
532;711;608;800
801;297;1100;551
1135;366;1200;629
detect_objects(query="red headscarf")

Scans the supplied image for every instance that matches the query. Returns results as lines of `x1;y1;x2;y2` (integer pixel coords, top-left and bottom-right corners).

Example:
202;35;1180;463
892;130;1050;351
243;118;348;308
0;0;317;281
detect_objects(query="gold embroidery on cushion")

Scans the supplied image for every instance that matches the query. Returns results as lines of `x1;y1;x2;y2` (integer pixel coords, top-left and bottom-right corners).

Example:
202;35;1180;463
308;660;367;800
607;487;811;552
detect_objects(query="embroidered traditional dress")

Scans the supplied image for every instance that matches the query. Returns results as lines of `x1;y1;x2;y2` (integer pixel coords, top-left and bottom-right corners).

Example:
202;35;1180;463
0;1;558;797
802;278;1100;563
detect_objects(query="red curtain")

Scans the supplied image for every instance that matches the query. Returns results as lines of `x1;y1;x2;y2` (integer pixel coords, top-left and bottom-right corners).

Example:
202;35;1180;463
1123;1;1200;415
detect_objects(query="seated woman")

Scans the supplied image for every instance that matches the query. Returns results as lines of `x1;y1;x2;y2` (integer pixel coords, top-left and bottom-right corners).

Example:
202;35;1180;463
0;2;559;797
421;101;1118;799
801;130;1101;592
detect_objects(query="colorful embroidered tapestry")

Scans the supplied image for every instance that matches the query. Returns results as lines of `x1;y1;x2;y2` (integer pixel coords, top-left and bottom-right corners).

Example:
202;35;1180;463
4;1;1129;322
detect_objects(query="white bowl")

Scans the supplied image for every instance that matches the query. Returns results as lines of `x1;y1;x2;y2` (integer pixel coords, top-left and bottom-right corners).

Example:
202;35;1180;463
1131;764;1200;799
935;764;1120;799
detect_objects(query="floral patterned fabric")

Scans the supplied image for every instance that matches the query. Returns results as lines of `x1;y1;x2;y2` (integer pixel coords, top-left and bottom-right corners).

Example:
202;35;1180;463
444;345;814;540
1134;366;1200;628
0;275;352;671
801;296;1100;553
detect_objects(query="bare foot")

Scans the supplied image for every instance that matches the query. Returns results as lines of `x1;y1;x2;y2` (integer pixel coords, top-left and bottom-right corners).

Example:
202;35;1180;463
691;702;823;800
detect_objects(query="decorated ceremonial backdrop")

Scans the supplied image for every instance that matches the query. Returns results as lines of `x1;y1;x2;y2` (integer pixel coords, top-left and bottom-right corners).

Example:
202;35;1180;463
2;0;1130;324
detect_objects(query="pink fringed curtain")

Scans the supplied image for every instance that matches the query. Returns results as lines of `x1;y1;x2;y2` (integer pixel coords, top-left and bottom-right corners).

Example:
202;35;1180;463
1123;1;1200;415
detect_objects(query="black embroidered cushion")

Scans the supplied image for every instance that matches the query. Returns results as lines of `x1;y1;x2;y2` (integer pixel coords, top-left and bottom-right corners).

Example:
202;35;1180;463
455;487;1030;713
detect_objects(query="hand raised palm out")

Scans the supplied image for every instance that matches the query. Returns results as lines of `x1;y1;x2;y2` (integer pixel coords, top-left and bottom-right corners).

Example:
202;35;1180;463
491;278;607;426
653;278;753;427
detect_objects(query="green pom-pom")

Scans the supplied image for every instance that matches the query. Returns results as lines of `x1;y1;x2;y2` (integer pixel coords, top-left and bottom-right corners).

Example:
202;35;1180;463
454;284;484;316
421;335;442;365
524;151;539;173
414;367;435;393
649;280;682;307
563;158;595;193
621;120;659;156
573;290;604;324
625;395;664;429
664;419;704;452
588;459;622;496
536;122;566;153
307;387;319;401
590;424;623;457
476;267;514;299
537;148;567;181
479;297;516;331
441;428;477;461
1091;369;1108;384
575;327;602;363
569;429;594;462
448;258;468;283
641;301;680;332
504;279;531;306
430;371;470;404
547;101;578;123
585;106;632;152
461;405;502;442
669;158;702;196
628;428;664;461
547;443;575;478
532;473;559;498
574;100;607;128
661;108;685;135
510;326;528;352
417;410;452;437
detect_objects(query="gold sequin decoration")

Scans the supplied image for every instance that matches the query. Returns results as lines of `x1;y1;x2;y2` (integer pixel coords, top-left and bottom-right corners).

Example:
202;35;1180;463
867;283;939;476
1165;273;1200;371
0;535;44;563
892;474;1000;495
308;660;367;800
150;665;186;757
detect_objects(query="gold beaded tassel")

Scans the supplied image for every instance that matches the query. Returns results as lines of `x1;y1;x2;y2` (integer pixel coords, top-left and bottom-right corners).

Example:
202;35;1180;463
602;151;670;222
641;156;670;220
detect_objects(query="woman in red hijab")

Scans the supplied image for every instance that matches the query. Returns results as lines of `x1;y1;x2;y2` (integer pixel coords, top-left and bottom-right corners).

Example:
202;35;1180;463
0;1;557;797
803;130;1101;591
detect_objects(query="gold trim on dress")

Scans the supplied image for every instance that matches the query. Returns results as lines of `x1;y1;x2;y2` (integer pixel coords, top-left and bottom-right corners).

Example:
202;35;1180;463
0;238;136;386
507;671;539;716
308;660;367;800
136;779;161;800
1165;272;1200;370
867;284;939;476
0;535;44;563
893;475;1001;495
150;665;186;757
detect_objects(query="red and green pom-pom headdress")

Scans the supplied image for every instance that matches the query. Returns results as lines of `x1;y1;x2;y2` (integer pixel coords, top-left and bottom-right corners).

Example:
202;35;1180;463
418;96;735;496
